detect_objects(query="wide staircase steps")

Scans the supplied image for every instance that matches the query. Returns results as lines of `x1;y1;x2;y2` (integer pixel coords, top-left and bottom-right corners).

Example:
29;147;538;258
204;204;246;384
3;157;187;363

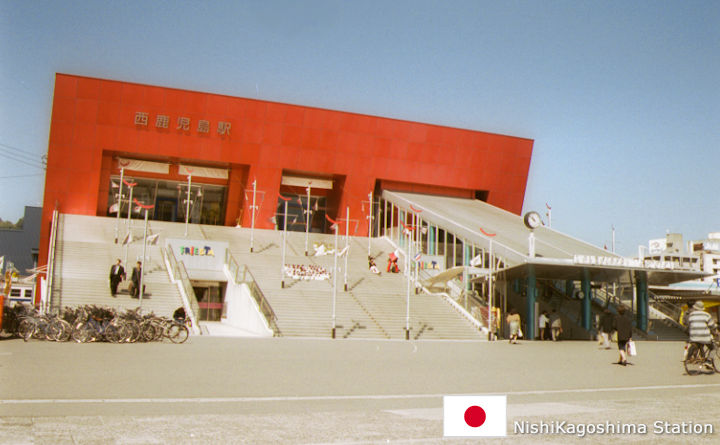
50;215;184;317
52;214;484;339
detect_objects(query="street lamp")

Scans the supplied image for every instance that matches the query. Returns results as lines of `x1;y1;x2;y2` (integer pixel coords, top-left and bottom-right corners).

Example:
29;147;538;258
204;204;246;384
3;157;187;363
279;195;290;288
249;179;257;252
133;198;155;306
367;191;373;257
304;184;312;256
326;214;339;338
184;172;193;238
114;165;126;243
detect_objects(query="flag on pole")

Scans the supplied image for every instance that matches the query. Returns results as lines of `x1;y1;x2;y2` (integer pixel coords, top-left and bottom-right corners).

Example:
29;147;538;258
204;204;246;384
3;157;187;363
443;395;507;437
414;252;422;262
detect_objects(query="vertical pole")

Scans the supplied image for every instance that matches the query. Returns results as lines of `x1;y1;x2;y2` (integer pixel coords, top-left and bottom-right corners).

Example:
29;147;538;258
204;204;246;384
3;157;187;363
547;206;552;228
124;184;134;267
390;205;394;244
383;199;387;238
139;208;149;306
332;223;338;338
414;214;420;294
581;271;592;332
489;239;494;340
636;272;648;332
184;175;192;238
281;200;288;288
344;206;349;292
367;191;372;257
250;179;256;252
127;184;134;234
115;167;124;243
376;196;381;239
527;265;536;341
405;228;411;340
304;186;311;256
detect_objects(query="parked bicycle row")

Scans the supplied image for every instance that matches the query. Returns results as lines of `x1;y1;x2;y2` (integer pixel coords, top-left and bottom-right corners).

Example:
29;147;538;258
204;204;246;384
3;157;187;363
4;304;189;344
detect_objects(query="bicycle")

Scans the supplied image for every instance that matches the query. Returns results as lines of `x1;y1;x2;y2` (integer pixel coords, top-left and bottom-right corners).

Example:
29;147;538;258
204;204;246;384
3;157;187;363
683;342;717;375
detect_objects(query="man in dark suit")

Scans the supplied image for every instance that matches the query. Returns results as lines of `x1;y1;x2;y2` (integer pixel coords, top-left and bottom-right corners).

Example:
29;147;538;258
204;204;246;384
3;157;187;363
130;261;142;298
109;259;125;297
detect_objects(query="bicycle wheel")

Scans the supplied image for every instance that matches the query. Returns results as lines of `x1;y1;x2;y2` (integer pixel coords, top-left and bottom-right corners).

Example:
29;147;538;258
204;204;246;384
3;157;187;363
47;319;64;341
140;322;157;342
167;323;189;344
34;319;49;340
72;322;94;343
105;324;122;343
684;344;704;376
57;319;73;342
18;319;35;342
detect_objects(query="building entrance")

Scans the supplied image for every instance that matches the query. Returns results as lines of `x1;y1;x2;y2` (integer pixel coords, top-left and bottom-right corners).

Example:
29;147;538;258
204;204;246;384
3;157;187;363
276;173;337;234
192;281;227;322
276;194;329;233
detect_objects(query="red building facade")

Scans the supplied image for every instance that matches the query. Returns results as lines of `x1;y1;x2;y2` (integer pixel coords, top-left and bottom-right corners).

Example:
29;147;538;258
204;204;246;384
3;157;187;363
39;73;533;266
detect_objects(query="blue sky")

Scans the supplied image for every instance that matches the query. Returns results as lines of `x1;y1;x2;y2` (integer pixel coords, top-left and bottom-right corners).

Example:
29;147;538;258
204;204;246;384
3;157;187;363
1;0;718;256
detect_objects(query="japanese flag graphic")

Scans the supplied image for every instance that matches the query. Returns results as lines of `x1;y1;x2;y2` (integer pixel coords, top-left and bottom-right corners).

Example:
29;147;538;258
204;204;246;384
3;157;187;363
443;395;507;437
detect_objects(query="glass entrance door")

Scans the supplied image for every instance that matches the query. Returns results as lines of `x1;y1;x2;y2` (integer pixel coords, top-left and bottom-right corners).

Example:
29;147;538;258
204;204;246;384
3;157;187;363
193;283;226;321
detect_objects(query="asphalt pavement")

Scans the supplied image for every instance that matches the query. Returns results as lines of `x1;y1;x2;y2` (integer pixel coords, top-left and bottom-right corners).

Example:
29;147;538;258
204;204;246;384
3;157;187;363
2;336;720;444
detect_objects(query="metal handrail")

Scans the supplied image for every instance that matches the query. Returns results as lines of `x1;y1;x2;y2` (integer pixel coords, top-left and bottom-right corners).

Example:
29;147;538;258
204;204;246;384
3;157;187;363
162;246;200;335
417;268;486;332
225;250;280;336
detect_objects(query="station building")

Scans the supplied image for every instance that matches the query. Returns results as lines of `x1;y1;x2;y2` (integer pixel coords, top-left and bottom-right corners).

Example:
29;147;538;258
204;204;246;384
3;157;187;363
39;73;533;271
37;73;708;339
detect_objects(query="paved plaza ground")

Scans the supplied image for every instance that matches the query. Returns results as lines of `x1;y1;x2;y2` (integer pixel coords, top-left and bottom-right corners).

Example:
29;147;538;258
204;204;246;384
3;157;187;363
2;336;720;444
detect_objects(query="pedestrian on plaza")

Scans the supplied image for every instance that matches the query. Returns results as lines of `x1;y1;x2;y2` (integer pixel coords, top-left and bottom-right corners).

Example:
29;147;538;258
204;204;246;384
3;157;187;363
599;309;614;349
506;308;521;344
173;306;187;322
538;310;549;340
368;256;381;275
130;261;142;298
613;306;633;366
108;259;125;297
550;310;562;341
684;301;718;358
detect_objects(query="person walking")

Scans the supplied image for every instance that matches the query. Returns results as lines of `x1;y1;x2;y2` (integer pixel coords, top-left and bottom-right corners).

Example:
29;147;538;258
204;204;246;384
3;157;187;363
613;306;633;366
130;261;142;298
538;310;549;340
550;310;562;341
599;309;614;349
108;259;125;297
506;308;521;344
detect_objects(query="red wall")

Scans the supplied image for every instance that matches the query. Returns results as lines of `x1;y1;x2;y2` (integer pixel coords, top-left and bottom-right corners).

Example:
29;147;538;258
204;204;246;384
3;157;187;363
39;73;533;271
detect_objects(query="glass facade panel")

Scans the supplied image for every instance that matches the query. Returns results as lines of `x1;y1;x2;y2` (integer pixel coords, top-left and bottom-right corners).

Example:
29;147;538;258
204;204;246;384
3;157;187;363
108;176;226;225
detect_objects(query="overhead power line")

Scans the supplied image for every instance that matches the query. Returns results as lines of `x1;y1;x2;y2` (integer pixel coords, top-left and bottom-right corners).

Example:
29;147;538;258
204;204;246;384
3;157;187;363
0;143;46;169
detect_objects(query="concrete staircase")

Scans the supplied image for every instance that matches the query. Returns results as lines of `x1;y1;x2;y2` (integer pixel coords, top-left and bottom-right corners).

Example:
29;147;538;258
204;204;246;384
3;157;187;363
50;215;484;339
203;226;483;339
50;215;184;317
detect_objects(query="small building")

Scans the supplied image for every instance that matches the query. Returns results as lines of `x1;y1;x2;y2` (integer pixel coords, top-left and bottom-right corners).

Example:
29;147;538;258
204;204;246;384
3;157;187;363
0;206;41;274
